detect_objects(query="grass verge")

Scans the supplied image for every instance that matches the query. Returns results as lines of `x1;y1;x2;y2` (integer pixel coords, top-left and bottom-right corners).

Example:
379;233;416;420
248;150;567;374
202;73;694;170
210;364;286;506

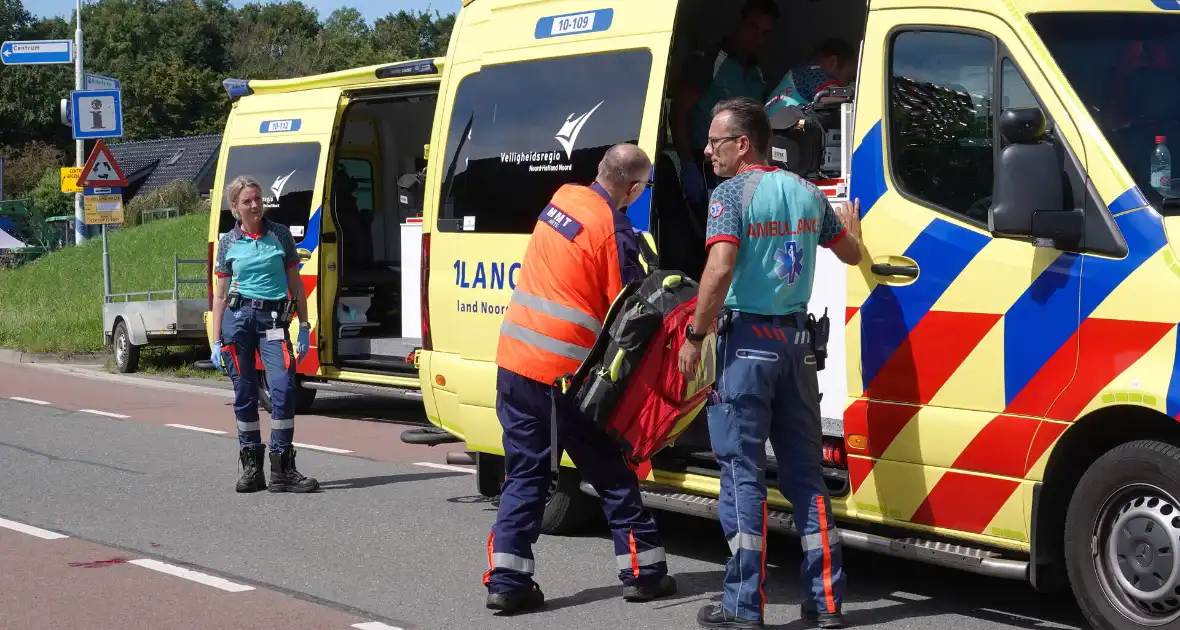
102;345;226;381
0;213;209;355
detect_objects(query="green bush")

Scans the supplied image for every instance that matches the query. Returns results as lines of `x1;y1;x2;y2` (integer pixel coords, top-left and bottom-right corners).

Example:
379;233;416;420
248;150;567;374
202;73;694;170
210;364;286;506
124;180;209;225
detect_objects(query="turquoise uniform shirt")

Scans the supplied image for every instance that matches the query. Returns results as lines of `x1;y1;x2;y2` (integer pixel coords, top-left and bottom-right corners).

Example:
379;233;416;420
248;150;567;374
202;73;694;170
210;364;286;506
214;219;299;301
683;43;767;151
705;166;846;315
765;64;842;116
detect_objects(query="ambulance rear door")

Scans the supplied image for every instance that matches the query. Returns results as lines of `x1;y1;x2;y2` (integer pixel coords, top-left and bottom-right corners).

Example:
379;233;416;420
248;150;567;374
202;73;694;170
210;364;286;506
423;1;679;416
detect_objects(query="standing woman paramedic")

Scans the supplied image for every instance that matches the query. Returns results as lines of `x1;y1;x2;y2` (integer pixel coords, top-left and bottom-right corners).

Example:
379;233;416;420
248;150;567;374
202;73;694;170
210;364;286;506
211;175;319;494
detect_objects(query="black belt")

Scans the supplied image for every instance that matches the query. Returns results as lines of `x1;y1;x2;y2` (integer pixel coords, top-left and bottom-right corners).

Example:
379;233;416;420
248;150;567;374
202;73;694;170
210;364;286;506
228;294;289;311
732;311;808;329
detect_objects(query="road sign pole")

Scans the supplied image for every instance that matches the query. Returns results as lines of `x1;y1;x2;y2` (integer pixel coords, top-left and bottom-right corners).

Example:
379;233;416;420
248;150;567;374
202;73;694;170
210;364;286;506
74;0;87;245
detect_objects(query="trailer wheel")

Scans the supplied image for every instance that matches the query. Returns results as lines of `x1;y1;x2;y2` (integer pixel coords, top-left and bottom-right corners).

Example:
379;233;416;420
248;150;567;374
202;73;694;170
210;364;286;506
257;371;317;415
540;467;599;536
1065;440;1180;629
113;321;140;373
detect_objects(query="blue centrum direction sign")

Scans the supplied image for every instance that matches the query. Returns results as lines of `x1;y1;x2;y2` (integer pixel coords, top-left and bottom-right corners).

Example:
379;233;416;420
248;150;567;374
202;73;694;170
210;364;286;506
0;39;73;65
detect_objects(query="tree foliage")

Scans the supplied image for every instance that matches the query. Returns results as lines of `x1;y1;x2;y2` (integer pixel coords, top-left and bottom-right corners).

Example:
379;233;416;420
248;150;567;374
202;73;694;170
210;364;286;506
0;0;455;199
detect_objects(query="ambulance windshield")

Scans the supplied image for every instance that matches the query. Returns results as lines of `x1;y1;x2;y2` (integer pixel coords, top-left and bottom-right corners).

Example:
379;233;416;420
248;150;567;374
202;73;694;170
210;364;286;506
1030;12;1180;211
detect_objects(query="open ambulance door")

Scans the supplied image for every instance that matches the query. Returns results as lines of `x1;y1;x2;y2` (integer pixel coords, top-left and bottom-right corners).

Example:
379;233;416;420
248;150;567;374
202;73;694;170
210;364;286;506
316;92;351;370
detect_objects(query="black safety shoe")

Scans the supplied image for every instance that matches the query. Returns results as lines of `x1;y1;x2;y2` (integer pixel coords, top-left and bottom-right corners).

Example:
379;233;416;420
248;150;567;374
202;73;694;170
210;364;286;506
235;445;267;493
696;603;763;628
802;602;846;628
623;574;678;602
486;582;545;614
268;446;319;493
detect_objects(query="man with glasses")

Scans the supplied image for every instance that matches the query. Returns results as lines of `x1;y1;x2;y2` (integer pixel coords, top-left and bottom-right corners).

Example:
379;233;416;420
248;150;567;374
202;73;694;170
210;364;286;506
482;143;677;614
678;97;863;629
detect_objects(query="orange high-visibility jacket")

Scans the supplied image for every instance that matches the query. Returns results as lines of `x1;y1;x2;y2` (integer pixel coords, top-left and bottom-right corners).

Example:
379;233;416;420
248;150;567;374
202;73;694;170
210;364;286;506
496;182;644;385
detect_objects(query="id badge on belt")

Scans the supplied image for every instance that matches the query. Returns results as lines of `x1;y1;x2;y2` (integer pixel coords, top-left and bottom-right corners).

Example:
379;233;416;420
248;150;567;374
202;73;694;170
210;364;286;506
266;311;284;341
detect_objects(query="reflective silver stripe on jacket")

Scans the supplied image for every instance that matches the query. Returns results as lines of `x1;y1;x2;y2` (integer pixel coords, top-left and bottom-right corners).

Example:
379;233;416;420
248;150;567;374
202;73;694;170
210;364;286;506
511;289;602;336
616;546;667;570
728;532;764;554
801;528;841;552
491;552;535;574
500;321;592;362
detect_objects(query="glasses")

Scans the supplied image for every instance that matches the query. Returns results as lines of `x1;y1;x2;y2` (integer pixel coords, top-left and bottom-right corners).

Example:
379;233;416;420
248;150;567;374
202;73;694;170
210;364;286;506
706;135;742;151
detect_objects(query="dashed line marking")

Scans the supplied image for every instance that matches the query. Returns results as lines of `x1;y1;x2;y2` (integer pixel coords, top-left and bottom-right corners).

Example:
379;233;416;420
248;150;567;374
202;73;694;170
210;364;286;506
128;559;255;592
79;409;130;419
352;623;405;630
293;442;353;454
413;462;476;474
166;424;228;435
9;396;50;405
0;517;69;540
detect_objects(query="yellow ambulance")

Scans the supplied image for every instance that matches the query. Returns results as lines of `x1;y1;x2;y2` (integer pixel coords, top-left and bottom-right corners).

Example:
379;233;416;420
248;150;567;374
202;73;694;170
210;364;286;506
414;1;1180;628
205;59;444;413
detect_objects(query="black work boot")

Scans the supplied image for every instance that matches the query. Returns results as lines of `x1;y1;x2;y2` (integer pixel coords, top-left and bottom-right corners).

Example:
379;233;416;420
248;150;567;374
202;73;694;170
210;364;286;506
623;574;678;602
697;602;763;628
802;602;846;628
268;446;319;493
486;582;545;614
235;445;267;493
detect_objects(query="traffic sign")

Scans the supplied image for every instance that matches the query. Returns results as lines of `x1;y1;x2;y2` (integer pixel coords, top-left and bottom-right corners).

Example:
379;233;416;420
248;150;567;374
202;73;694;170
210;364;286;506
60;167;83;193
0;39;73;65
70;89;123;140
76;139;129;188
83;189;124;226
84;73;120;91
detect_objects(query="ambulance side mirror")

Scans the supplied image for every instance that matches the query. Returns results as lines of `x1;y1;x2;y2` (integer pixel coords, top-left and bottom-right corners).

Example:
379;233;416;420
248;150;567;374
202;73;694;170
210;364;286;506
989;107;1080;246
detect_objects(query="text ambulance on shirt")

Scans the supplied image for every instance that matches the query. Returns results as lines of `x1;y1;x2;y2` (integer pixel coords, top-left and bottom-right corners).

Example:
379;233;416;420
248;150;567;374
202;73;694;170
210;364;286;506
704;166;846;315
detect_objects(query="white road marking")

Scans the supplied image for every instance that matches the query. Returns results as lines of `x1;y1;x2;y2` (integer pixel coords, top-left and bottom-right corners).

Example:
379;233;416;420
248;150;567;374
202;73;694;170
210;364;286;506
9;396;50;405
293;442;353;454
79;409;130;419
352;623;404;630
0;517;69;540
414;462;475;474
167;424;228;435
128;559;255;592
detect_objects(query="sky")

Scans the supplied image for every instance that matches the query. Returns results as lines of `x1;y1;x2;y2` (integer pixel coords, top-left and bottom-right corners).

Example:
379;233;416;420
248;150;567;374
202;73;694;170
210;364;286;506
32;0;462;23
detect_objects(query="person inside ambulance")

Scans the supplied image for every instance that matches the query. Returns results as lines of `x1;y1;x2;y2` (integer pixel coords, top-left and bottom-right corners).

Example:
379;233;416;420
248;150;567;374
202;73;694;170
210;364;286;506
482;144;677;614
765;39;859;117
677;97;862;629
670;0;779;211
211;175;318;495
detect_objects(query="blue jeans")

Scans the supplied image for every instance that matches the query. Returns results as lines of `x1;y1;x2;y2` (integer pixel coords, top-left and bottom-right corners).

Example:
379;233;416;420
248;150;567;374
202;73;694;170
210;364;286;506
483;368;667;594
707;311;845;621
220;304;297;451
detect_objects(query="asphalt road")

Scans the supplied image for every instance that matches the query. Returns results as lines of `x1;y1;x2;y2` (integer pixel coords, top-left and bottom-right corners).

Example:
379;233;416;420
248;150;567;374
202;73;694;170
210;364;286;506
0;362;1090;629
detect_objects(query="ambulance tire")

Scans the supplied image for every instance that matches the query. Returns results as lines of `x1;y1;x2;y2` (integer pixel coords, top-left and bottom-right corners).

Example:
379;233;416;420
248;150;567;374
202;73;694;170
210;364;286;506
1064;439;1180;630
476;453;505;498
541;468;599;536
257;371;318;416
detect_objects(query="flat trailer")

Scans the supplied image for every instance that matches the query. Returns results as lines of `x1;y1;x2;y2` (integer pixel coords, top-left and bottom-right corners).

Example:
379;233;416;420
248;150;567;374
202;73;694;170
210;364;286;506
103;256;210;373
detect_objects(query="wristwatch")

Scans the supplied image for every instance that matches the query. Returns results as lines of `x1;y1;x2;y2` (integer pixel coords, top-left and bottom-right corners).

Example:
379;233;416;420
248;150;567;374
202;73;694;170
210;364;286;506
685;323;706;342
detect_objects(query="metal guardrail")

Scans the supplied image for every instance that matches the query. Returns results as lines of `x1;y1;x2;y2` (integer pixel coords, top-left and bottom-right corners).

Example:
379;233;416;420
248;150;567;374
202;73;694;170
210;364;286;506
141;207;180;224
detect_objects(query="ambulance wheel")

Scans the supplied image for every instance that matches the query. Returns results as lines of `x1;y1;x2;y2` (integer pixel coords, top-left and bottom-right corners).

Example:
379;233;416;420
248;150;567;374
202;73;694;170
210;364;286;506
541;467;598;536
476;453;505;497
113;321;139;373
257;371;317;415
1065;440;1180;629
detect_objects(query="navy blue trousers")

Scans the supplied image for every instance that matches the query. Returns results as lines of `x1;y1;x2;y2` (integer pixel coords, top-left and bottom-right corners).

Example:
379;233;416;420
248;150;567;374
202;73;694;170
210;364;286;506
220;304;297;451
483;368;667;593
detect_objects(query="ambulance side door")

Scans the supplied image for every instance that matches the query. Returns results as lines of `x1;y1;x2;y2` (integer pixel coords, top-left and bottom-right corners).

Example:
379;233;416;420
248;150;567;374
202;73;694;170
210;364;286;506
844;8;1085;544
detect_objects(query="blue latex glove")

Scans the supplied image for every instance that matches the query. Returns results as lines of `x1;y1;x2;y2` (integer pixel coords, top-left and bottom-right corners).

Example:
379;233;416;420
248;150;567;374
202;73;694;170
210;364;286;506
211;340;223;371
680;165;707;206
296;326;310;359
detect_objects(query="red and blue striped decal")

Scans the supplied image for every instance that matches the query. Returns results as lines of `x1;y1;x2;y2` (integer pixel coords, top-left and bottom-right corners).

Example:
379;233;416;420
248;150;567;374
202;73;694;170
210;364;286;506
848;120;888;219
859;218;990;391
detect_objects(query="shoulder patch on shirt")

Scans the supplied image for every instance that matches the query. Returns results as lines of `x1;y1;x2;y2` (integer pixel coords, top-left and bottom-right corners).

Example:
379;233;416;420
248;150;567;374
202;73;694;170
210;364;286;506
709;200;725;219
540;204;584;242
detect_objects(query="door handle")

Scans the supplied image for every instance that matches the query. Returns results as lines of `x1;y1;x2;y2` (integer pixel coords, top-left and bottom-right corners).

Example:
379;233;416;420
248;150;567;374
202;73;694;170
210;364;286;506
871;263;919;278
